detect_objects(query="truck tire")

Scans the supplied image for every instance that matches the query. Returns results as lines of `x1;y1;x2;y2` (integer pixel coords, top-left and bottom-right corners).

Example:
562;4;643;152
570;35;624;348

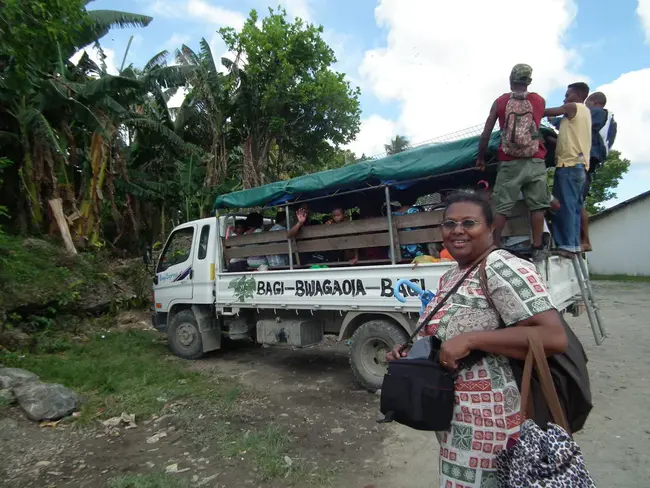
168;310;204;360
349;319;409;391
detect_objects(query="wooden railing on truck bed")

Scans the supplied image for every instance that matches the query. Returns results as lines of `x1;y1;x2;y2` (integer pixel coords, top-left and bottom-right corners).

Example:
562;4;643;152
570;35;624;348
222;201;531;269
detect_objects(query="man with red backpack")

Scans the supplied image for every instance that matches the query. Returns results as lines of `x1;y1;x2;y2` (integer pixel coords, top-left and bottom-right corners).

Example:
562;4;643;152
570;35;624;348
477;64;550;258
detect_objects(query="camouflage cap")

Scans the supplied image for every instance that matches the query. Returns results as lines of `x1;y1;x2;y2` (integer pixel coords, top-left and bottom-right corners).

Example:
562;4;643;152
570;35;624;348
510;64;533;84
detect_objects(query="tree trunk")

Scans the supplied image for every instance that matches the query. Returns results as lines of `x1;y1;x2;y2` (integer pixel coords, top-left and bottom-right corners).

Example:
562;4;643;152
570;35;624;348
48;199;77;255
242;135;271;189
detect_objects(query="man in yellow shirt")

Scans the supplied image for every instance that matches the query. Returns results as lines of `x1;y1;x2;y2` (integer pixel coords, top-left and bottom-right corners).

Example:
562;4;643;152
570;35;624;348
544;82;592;256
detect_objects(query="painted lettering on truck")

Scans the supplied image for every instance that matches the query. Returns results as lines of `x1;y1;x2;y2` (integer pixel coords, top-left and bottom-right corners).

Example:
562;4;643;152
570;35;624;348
254;277;426;299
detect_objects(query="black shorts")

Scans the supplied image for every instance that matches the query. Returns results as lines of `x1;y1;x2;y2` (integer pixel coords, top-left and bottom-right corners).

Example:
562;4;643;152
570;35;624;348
583;157;600;200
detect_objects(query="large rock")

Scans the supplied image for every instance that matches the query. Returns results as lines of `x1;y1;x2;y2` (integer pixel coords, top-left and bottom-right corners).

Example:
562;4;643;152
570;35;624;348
0;388;16;405
13;382;79;421
0;368;39;389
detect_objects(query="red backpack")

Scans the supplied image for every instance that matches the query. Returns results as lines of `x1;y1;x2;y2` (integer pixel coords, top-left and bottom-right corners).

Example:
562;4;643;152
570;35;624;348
501;92;541;158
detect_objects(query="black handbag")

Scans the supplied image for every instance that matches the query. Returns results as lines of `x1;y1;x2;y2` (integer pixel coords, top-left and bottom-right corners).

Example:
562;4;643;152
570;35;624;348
378;258;486;431
477;254;593;434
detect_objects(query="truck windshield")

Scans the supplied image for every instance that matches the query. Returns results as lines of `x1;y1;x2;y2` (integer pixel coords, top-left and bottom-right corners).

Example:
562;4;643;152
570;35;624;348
158;227;194;273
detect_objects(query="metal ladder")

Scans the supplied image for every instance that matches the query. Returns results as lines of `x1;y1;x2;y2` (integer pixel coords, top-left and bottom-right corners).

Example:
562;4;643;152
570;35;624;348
571;253;607;345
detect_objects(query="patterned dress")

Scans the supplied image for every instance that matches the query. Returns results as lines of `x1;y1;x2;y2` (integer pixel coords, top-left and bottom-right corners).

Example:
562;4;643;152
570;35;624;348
416;249;555;488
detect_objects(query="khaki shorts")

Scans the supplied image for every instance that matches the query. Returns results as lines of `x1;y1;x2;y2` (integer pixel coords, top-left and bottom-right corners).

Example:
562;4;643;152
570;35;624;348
493;158;551;215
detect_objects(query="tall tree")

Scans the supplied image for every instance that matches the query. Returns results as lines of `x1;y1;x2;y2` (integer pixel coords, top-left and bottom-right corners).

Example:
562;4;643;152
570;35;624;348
586;150;631;214
174;41;233;188
385;135;410;155
219;8;361;188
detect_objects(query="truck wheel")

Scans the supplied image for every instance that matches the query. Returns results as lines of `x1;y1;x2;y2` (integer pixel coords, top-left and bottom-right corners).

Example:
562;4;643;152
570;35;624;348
168;310;204;359
349;319;409;391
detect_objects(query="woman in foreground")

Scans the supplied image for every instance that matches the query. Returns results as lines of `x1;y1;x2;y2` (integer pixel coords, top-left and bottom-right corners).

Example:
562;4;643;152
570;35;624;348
387;191;568;488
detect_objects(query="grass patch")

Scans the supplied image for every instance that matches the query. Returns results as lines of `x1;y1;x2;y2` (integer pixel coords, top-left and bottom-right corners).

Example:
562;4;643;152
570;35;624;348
214;423;335;485
0;235;112;312
1;330;333;486
590;274;650;282
0;329;239;423
107;472;190;488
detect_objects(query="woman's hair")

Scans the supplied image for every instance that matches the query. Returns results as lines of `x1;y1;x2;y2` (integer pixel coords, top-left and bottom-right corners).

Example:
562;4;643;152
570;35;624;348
275;210;287;224
245;212;264;229
442;191;495;227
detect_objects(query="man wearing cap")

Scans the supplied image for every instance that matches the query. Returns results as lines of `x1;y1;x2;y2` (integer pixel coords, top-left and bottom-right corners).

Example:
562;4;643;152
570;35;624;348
477;64;550;258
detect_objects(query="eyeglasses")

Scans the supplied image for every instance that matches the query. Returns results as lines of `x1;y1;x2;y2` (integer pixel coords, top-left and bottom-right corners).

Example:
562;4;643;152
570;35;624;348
441;219;483;231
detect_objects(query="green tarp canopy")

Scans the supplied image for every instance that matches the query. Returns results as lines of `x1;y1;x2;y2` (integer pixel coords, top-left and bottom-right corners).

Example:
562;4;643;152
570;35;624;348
214;128;554;212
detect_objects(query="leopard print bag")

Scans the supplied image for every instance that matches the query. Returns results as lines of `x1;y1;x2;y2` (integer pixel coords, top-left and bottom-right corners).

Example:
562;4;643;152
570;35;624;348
495;331;596;487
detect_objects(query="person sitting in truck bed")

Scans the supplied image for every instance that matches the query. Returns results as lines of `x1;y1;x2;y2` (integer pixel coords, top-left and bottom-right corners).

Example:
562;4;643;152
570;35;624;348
392;195;425;261
287;203;332;265
266;210;289;268
326;207;359;265
244;212;268;270
226;218;249;272
357;200;389;262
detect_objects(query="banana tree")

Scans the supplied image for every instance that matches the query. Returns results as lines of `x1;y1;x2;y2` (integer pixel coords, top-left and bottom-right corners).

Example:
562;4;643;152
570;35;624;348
174;40;234;188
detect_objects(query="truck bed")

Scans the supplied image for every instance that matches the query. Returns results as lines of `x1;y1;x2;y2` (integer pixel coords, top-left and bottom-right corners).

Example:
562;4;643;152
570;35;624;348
215;256;581;314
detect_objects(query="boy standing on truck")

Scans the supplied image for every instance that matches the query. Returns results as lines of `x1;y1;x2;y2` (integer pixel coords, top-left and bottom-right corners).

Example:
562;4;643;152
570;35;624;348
476;64;550;258
545;82;592;257
582;91;617;251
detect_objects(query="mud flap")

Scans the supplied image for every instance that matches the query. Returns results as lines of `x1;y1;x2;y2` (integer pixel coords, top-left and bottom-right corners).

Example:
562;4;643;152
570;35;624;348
191;305;221;353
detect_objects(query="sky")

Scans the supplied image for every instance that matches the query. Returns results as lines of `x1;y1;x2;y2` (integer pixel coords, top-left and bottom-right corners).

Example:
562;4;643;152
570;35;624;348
86;0;650;207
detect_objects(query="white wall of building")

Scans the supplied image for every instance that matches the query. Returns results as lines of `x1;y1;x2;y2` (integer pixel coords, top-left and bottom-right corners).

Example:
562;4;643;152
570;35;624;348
588;195;650;276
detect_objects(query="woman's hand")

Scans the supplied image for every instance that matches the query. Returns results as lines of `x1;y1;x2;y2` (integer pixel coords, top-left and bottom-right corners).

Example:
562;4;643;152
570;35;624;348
386;344;410;361
439;334;473;370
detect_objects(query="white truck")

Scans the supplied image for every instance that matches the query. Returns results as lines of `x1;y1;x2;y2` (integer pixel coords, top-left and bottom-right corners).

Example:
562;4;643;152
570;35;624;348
148;134;595;390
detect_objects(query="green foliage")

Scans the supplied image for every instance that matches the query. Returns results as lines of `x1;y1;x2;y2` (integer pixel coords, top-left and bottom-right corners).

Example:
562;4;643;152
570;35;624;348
586;150;631;214
0;4;361;250
219;7;361;187
0;0;89;83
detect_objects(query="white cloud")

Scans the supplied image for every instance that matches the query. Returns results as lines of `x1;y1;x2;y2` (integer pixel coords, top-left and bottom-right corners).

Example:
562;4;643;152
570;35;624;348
149;0;179;17
278;0;313;22
596;69;650;166
187;0;246;29
165;33;191;51
637;0;650;43
347;115;398;158
351;0;582;155
148;0;245;28
70;46;120;75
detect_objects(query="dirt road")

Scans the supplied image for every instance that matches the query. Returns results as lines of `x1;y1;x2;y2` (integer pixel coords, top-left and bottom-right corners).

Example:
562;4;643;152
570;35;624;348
2;281;649;487
193;281;650;487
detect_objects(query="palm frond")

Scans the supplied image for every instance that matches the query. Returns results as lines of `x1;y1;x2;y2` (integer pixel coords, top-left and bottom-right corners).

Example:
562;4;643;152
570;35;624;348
124;117;202;154
88;10;153;34
143;65;197;90
199;38;217;74
176;44;200;66
144;50;170;72
76;10;153;47
80;74;142;100
74;51;102;76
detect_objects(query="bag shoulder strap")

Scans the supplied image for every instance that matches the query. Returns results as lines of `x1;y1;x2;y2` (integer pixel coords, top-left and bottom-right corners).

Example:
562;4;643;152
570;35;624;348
522;331;570;432
407;247;495;345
